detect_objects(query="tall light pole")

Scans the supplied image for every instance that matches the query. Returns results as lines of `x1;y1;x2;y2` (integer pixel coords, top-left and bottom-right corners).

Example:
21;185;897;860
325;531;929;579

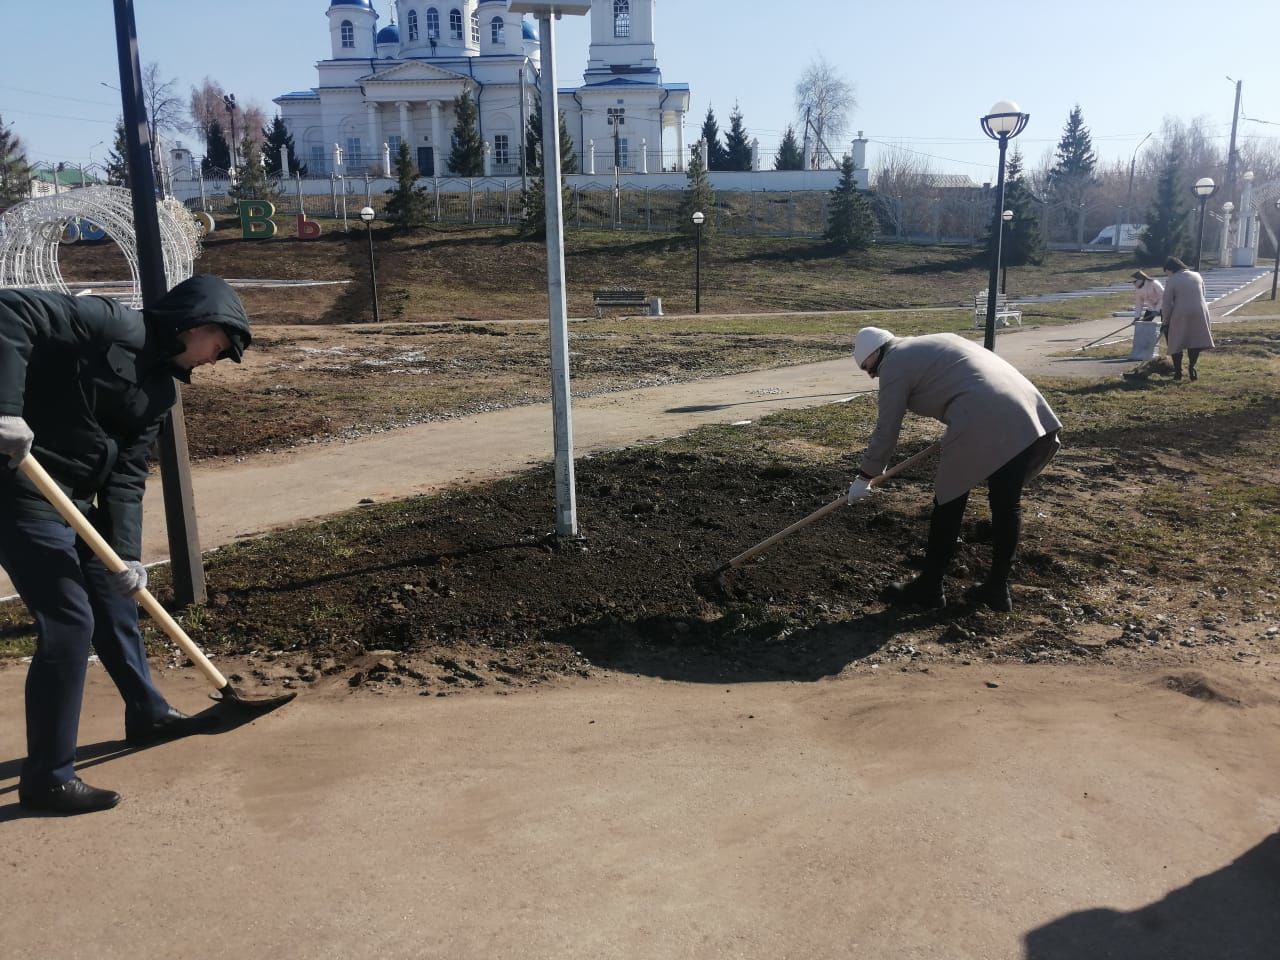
509;0;591;538
1121;132;1152;248
692;210;705;313
1000;209;1013;294
359;206;381;322
980;100;1029;351
1192;177;1216;271
223;93;238;173
1271;197;1280;301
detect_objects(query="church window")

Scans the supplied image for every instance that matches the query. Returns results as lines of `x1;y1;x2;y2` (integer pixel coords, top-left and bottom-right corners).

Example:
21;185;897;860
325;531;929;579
491;16;505;45
618;138;630;169
470;11;480;44
449;9;463;40
426;8;440;38
340;19;355;47
613;0;630;38
310;145;326;174
493;134;509;167
407;10;418;41
347;137;362;164
387;134;402;156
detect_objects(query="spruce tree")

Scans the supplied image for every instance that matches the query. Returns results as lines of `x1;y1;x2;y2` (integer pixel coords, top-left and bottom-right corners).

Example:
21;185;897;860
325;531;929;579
774;126;804;171
384;140;432;228
0;113;31;207
678;142;716;240
724;102;753;171
525;98;578;176
699;106;728;171
1138;148;1190;266
203;118;231;175
1048;104;1097;244
447;92;484;176
263;115;305;176
984;150;1043;267
824;154;876;251
229;134;277;203
105;118;130;187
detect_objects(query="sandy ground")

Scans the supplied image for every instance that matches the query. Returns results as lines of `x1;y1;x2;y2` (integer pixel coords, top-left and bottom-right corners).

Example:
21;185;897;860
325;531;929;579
1;659;1277;959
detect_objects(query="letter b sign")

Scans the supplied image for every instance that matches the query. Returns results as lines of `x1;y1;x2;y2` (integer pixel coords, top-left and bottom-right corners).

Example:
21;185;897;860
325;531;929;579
239;200;278;239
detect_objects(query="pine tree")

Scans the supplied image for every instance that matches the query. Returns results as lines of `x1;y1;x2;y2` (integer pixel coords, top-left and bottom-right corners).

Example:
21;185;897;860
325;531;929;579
984;150;1043;267
1138;148;1190;266
384;140;432;228
0;113;31;207
229;134;277;203
824;154;876;251
1048;105;1097;204
447;92;484;176
774;126;804;171
263;115;305;176
678;142;716;240
105;118;130;188
203;118;231;175
699;106;728;171
724;102;752;171
525;98;578;176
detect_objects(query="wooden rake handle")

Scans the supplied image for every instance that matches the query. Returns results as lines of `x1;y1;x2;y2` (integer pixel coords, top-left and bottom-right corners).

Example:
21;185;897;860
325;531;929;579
18;454;230;691
723;440;942;572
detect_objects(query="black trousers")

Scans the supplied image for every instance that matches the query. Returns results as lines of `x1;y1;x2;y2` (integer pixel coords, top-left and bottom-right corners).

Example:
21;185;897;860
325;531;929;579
918;440;1040;587
0;512;170;788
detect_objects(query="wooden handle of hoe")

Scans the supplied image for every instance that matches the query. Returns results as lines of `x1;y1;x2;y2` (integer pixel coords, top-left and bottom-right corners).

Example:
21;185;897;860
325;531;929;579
723;440;942;572
18;454;230;691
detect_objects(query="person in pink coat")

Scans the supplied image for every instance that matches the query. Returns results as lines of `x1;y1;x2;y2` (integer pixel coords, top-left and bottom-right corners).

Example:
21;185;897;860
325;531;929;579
1160;257;1215;381
1131;270;1164;324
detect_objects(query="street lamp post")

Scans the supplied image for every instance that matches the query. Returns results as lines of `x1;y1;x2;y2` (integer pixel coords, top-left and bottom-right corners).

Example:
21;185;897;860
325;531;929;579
508;0;592;538
692;210;705;313
1121;132;1152;249
1192;177;1217;271
1000;209;1013;294
980;100;1030;351
223;93;238;173
359;206;381;323
1271;197;1280;301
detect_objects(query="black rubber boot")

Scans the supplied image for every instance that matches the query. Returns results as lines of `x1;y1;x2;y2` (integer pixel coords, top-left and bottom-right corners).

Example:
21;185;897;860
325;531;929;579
882;497;964;609
881;575;946;609
963;581;1013;612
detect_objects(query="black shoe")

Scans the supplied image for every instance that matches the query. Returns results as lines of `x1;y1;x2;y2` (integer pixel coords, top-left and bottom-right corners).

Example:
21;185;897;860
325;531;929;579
1189;367;1198;381
1173;371;1183;381
880;576;946;609
125;706;219;747
19;777;121;815
963;582;1013;613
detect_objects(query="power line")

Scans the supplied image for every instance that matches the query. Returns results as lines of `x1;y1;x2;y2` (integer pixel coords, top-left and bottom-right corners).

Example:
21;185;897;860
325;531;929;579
0;105;115;125
0;84;118;109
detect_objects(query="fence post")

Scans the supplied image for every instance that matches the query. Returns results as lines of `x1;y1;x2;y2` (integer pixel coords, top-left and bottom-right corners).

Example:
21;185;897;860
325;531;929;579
469;179;476;224
645;188;651;231
331;174;339;218
786;192;795;238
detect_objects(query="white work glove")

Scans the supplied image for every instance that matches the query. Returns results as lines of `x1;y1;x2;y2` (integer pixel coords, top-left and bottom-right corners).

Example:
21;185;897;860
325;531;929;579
108;561;148;597
847;477;874;504
0;415;34;469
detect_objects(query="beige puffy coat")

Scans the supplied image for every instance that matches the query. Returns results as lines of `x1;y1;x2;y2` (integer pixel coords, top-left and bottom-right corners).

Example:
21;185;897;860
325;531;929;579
859;334;1062;505
1160;269;1215;353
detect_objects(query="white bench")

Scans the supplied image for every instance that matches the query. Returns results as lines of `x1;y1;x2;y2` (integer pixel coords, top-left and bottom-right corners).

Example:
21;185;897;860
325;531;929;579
973;291;1022;329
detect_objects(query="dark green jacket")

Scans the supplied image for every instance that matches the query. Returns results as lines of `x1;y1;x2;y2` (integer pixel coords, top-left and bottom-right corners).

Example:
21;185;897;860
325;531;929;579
0;276;250;560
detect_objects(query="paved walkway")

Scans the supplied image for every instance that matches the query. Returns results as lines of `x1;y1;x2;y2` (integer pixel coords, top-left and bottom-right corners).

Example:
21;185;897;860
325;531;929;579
1013;265;1269;304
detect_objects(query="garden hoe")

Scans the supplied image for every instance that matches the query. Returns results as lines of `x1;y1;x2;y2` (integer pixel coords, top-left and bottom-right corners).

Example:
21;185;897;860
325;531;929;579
704;441;941;598
19;454;297;715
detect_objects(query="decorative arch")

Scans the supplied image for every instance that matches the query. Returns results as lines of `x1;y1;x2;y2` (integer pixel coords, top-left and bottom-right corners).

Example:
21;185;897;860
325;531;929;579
0;186;203;308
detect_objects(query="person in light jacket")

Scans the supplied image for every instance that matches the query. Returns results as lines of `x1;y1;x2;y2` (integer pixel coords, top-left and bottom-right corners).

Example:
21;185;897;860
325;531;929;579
846;328;1061;612
1131;270;1164;323
1160;257;1215;380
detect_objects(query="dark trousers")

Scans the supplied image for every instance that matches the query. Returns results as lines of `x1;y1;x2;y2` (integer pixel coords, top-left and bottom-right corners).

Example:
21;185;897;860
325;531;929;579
1170;348;1201;374
918;441;1039;588
0;513;169;788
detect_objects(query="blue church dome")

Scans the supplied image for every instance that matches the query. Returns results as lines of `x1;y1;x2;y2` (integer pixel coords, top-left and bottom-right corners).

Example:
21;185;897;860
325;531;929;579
522;19;538;41
329;0;374;8
377;23;400;42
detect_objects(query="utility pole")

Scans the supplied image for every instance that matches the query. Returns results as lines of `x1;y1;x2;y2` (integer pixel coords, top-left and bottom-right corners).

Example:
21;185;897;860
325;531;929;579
1225;78;1242;209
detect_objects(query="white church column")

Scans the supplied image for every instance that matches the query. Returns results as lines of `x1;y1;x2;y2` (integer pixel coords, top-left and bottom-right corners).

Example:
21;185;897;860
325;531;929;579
639;139;647;174
675;116;684;172
750;137;760;171
430;101;444;175
397;101;411;145
366;102;379;168
483;140;492;176
587;140;595;175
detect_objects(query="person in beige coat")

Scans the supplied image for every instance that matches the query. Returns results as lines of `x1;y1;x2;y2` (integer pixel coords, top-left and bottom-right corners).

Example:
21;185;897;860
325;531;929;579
847;328;1061;611
1160;257;1214;380
1131;270;1164;322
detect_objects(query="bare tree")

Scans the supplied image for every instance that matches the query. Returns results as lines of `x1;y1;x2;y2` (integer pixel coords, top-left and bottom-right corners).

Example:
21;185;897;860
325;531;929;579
873;144;934;238
142;62;183;143
794;55;855;169
241;103;268;149
189;76;227;140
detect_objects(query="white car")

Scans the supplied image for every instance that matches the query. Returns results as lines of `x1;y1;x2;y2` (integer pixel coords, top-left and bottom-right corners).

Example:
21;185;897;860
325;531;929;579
1089;223;1145;249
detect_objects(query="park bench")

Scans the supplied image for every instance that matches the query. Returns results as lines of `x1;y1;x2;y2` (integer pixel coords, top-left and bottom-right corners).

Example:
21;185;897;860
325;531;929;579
973;291;1022;329
592;288;652;318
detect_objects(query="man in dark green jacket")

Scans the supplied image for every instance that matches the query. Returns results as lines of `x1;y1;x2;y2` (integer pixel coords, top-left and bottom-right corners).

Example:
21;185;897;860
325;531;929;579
0;275;251;815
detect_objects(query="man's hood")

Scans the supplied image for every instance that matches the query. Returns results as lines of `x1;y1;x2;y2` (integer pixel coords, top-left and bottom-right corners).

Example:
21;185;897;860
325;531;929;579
145;275;252;366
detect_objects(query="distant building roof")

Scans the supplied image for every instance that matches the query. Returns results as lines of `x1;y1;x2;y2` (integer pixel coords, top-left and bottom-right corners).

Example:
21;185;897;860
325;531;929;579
32;167;102;186
926;174;982;189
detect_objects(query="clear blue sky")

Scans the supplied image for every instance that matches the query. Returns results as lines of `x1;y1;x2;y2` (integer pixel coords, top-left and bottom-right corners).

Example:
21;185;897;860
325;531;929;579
3;0;1277;179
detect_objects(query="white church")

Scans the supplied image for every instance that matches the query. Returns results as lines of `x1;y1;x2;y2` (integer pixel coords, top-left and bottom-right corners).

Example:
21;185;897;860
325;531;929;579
275;0;692;178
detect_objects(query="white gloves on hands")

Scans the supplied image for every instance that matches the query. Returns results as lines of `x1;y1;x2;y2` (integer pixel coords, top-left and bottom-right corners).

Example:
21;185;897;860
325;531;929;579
847;477;874;504
109;561;148;597
0;416;34;468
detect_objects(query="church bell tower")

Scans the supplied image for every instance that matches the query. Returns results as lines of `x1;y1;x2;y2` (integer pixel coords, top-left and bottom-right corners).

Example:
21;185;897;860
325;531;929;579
585;0;659;83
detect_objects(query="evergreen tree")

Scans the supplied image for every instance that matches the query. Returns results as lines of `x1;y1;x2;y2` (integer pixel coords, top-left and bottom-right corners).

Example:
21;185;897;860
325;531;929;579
263;115;305;176
824;154;876;251
724;102;753;171
678;142;716;240
203;118;231;175
1138;148;1190;265
1047;104;1097;207
699;106;728;171
447;92;484;176
525;98;578;176
774;125;804;171
984;150;1043;267
0;113;31;207
105;118;130;188
384;140;432;228
229;133;277;203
